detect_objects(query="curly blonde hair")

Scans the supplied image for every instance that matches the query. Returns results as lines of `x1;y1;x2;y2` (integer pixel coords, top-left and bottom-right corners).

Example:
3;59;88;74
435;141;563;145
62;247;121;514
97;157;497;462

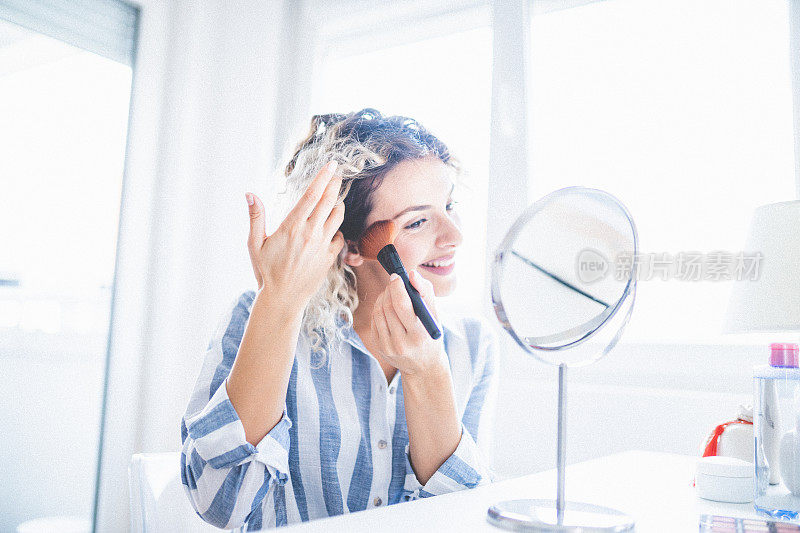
279;108;460;367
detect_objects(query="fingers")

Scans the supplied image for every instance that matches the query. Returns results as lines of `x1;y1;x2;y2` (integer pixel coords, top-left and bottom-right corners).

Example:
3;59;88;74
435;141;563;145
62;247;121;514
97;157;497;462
408;269;431;296
323;200;345;241
246;192;266;249
309;172;343;228
329;230;345;256
287;160;339;223
409;270;438;321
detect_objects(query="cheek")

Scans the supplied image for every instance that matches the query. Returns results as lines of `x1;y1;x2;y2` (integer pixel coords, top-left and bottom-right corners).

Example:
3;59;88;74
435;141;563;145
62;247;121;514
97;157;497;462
393;236;428;266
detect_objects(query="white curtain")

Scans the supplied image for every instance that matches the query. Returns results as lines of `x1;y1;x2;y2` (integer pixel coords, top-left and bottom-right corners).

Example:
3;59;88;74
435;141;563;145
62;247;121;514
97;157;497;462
95;0;318;530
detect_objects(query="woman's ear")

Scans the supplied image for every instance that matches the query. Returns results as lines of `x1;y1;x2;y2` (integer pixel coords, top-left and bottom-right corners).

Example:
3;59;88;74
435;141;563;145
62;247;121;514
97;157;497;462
343;239;364;267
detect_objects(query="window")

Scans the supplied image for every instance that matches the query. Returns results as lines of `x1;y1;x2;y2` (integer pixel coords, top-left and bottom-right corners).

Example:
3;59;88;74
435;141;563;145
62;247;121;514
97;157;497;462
528;0;795;343
0;3;136;529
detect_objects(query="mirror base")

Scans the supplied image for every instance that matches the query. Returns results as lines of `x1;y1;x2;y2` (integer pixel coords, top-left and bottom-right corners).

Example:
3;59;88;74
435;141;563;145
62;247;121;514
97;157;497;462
487;499;635;532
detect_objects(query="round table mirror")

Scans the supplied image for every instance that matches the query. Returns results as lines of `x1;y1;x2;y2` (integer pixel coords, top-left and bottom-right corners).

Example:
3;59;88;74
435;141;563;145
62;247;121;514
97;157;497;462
487;187;639;532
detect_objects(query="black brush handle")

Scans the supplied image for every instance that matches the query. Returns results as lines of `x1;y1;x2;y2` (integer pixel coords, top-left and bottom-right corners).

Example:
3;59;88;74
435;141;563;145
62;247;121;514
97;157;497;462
376;244;442;340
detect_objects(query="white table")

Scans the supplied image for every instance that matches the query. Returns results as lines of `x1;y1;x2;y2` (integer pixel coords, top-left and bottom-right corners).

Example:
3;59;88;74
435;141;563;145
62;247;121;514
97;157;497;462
278;450;765;532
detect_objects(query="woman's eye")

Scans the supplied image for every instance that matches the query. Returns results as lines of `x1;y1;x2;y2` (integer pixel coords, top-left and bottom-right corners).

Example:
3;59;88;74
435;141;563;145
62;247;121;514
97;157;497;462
405;218;426;230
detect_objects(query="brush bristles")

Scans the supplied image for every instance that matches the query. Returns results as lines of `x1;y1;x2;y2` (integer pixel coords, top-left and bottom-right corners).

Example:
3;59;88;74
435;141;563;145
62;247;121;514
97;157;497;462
359;220;399;259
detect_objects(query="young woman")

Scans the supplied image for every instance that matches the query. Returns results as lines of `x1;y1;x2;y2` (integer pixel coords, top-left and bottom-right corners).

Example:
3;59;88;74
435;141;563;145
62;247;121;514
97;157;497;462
180;109;498;530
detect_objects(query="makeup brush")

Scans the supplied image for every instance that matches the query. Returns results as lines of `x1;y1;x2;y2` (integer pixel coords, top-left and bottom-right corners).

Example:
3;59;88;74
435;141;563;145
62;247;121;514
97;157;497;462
359;220;442;340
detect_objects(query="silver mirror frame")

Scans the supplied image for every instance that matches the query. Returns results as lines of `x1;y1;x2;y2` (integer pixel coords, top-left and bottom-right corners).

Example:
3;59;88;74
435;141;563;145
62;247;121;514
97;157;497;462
490;186;639;366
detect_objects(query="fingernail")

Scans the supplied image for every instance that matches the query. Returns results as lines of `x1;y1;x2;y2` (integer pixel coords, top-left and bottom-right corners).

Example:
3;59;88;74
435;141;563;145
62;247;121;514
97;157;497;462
389;273;399;281
328;160;339;173
245;192;254;206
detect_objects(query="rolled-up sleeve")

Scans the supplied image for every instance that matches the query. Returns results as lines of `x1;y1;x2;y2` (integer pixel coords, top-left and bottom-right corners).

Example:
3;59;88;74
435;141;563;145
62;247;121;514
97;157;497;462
180;291;291;530
403;318;499;500
184;378;292;477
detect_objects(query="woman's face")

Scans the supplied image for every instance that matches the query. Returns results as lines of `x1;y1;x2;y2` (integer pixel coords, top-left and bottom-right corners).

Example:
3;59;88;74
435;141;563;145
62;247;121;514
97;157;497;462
348;156;463;299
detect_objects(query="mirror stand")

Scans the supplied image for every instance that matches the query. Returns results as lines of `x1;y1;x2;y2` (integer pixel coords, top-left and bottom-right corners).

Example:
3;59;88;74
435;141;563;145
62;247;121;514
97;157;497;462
487;364;635;532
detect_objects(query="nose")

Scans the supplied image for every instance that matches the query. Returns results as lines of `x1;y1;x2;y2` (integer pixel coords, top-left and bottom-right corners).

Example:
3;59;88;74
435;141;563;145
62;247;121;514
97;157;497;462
437;212;463;250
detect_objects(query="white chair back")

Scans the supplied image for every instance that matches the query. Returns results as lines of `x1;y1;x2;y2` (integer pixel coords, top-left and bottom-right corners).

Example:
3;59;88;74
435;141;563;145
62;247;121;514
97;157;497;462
128;452;225;533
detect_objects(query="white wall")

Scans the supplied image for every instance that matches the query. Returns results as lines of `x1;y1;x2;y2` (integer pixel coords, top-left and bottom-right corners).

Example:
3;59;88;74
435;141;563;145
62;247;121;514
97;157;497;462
491;335;761;480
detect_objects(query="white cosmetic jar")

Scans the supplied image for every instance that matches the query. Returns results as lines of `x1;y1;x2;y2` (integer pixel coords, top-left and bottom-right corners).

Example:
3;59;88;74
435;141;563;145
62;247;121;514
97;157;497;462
696;456;754;503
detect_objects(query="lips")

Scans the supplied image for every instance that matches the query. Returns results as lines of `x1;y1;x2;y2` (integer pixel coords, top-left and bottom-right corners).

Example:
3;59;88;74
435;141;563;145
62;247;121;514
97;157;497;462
420;254;455;268
419;254;455;275
419;263;455;275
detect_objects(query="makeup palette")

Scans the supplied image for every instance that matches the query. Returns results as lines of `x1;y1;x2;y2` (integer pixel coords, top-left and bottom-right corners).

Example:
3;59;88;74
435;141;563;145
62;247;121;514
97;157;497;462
700;514;800;532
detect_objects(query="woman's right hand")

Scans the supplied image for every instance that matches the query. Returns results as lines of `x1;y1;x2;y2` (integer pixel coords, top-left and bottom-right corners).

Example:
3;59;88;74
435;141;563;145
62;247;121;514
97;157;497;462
245;160;345;308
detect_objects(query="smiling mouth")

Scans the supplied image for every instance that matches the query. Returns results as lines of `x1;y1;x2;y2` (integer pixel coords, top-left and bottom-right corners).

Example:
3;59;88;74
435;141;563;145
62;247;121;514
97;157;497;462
419;259;455;275
420;256;454;268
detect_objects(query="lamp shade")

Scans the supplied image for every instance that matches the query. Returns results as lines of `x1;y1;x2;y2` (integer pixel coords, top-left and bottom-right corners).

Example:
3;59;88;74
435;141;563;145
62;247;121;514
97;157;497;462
723;201;800;333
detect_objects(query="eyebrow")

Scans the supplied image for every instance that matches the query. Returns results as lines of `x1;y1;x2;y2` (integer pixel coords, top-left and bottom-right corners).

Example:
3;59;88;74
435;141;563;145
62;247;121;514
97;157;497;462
391;204;432;220
390;183;455;220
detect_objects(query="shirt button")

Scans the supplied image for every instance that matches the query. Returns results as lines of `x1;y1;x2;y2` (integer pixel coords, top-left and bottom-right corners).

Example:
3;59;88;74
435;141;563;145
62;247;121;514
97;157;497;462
388;386;395;394
378;439;387;449
373;497;382;506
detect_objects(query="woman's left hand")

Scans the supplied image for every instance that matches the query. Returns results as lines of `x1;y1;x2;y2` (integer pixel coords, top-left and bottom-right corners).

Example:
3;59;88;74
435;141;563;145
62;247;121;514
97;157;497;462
369;270;448;377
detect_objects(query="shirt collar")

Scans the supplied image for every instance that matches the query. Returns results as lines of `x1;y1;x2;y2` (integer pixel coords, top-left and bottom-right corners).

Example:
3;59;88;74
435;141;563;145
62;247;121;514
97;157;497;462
335;313;368;355
335;312;463;356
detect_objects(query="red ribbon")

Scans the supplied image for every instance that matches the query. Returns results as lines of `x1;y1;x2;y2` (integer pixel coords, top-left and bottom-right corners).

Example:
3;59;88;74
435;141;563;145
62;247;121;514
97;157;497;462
702;419;753;457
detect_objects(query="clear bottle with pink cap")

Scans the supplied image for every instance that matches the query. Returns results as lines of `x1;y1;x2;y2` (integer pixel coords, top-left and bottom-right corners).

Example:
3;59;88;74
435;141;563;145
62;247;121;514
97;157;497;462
754;342;800;519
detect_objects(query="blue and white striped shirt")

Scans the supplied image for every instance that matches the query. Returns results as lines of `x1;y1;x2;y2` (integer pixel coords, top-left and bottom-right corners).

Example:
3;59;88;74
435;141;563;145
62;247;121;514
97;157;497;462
180;290;498;531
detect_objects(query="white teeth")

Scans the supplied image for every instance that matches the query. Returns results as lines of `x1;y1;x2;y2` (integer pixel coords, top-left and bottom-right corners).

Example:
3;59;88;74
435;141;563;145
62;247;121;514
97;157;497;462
422;258;454;268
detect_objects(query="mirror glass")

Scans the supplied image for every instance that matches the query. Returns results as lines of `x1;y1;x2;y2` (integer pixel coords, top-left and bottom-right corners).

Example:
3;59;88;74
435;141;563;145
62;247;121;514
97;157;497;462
492;187;638;367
